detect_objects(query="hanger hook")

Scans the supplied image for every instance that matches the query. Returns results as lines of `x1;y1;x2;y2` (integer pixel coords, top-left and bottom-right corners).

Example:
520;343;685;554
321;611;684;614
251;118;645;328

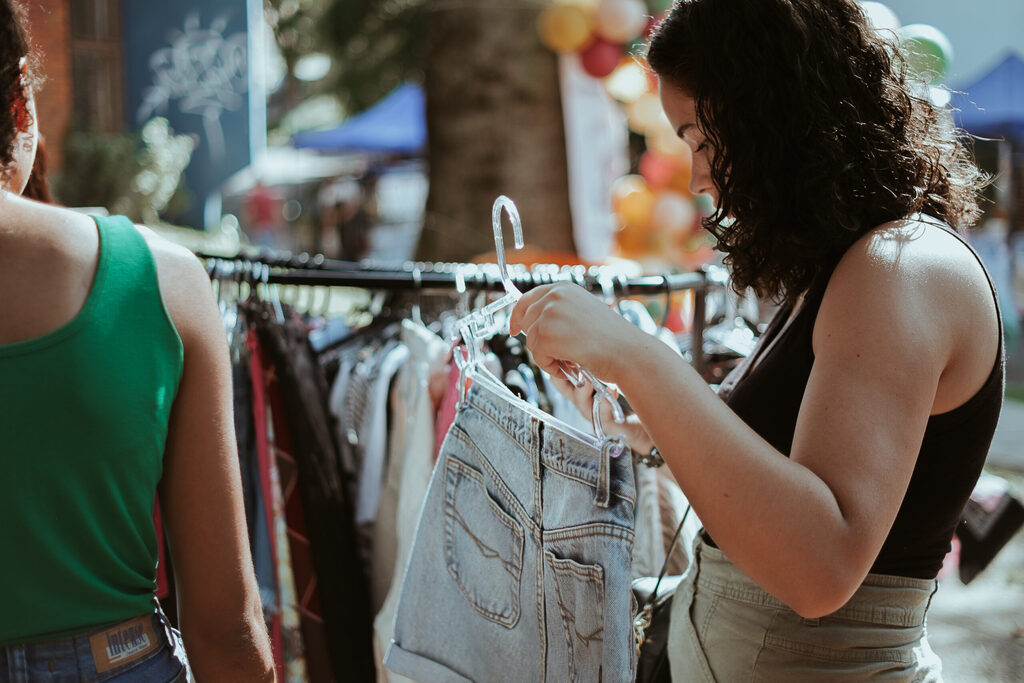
659;271;673;331
492;195;524;297
412;264;424;325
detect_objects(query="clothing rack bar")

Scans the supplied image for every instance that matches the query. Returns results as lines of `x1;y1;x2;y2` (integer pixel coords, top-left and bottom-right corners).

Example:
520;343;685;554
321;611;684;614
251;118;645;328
198;249;713;295
198;249;719;373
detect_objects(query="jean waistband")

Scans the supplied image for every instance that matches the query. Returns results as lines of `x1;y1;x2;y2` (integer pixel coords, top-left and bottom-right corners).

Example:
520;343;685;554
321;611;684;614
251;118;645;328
462;379;635;506
1;612;172;676
694;538;937;627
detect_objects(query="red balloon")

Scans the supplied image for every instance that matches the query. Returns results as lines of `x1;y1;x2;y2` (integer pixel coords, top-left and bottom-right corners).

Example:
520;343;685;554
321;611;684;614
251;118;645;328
638;151;676;190
580;38;623;79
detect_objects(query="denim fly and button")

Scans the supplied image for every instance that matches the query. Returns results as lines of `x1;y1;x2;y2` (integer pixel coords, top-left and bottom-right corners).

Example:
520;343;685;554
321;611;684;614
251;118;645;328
386;379;636;682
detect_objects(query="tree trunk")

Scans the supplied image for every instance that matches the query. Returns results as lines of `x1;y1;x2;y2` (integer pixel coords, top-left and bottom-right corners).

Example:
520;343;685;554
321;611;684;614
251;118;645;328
415;0;575;262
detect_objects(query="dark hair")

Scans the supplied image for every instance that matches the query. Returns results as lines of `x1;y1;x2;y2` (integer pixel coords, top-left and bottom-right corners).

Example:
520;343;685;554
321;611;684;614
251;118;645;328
647;0;987;303
1;0;38;174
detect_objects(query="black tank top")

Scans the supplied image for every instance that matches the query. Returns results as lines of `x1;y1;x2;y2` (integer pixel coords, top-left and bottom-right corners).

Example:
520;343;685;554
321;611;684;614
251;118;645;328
712;224;1005;579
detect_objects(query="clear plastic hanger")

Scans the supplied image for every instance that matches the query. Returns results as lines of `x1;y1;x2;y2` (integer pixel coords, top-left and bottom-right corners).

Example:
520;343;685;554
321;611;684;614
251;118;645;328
452;196;625;447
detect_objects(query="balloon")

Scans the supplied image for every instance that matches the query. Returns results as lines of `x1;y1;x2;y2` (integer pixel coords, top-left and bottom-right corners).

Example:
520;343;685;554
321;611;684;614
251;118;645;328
859;1;900;39
648;0;674;13
650;191;697;234
580;37;624;78
537;4;594;54
605;58;650;102
611;174;655;229
900;24;953;84
666;164;693;196
646;122;689;157
638;151;677;189
680;241;715;269
594;0;648;44
625;91;663;134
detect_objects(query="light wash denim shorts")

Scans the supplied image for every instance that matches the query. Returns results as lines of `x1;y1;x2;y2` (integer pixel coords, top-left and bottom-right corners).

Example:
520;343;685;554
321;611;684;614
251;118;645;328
668;536;944;682
1;611;188;682
386;380;637;682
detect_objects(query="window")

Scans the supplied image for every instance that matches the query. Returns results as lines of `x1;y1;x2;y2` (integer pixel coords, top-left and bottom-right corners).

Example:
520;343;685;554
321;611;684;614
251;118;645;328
70;0;123;132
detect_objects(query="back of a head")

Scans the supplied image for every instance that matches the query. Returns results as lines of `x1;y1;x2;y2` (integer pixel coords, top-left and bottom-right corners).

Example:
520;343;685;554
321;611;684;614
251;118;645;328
647;0;986;303
0;0;32;176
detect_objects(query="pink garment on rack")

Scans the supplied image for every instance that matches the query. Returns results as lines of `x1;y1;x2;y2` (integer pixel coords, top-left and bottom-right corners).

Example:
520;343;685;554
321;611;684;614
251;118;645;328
433;358;460;461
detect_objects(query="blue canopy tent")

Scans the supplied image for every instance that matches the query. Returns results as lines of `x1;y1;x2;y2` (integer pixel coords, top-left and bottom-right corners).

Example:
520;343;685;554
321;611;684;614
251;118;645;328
950;53;1024;140
292;83;426;154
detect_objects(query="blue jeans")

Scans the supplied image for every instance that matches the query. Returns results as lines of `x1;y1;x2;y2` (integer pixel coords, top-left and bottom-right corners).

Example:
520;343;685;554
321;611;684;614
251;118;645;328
386;379;637;682
1;612;188;682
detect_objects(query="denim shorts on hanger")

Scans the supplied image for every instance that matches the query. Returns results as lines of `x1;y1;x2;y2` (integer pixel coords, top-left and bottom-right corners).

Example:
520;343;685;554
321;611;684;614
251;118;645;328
1;610;189;682
386;379;637;683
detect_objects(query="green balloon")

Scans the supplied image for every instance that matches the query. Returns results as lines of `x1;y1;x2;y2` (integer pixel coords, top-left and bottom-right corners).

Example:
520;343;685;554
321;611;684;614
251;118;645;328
900;23;953;84
648;0;674;13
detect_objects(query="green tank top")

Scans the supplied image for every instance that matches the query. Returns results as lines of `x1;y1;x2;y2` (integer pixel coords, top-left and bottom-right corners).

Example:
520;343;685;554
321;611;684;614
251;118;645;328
0;215;184;645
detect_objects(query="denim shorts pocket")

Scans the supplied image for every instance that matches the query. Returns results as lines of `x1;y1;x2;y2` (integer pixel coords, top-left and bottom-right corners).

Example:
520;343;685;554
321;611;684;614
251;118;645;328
544;549;605;683
443;456;524;628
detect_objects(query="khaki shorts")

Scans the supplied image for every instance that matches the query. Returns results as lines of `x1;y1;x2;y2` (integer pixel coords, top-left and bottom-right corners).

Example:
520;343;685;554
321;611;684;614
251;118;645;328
668;536;943;682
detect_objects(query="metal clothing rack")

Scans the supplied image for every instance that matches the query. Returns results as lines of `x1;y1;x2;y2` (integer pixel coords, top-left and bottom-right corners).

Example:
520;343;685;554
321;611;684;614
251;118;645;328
196;248;720;377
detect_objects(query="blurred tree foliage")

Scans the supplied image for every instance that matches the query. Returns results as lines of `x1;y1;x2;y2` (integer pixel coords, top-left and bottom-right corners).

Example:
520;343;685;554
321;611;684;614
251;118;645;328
318;0;428;112
56;118;194;224
263;0;427;125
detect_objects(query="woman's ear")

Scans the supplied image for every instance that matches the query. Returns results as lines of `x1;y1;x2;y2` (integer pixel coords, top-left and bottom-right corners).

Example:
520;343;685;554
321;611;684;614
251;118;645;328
11;57;31;134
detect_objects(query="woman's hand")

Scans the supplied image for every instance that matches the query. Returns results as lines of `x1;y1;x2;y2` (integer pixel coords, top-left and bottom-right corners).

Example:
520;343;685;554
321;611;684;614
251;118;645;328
548;369;656;454
508;282;641;384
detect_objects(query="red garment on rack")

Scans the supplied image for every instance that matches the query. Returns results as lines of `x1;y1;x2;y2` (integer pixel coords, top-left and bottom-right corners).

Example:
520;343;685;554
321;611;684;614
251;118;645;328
248;333;285;681
255;331;333;683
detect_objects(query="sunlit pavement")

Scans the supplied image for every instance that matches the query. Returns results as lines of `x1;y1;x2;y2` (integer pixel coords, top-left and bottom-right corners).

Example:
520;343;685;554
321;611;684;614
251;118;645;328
928;399;1024;683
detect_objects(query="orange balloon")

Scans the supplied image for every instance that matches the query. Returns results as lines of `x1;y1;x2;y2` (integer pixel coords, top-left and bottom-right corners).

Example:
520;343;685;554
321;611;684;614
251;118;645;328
611;175;655;229
615;223;650;257
537;4;593;54
610;174;647;210
666;164;693;196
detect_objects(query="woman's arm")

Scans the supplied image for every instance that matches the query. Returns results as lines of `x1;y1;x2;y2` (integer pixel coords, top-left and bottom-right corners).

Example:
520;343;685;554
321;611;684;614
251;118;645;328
148;232;276;681
510;225;995;618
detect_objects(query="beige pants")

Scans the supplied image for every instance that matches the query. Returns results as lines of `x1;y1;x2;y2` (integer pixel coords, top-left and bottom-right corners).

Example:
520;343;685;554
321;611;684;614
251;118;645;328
668;537;943;682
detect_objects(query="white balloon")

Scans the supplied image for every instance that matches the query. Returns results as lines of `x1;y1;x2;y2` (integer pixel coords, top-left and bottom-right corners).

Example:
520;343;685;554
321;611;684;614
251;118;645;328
860;1;901;39
651;191;696;233
594;0;648;44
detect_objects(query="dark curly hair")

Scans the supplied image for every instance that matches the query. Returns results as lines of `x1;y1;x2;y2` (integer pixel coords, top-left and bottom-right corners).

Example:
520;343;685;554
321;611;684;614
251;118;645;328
647;0;987;304
1;0;39;177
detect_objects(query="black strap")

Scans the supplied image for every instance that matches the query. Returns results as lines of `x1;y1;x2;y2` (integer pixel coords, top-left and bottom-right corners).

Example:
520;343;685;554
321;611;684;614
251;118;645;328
643;503;692;609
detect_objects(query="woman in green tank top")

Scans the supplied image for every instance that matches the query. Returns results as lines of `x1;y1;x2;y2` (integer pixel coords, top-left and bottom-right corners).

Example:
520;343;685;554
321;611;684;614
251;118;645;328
0;2;274;680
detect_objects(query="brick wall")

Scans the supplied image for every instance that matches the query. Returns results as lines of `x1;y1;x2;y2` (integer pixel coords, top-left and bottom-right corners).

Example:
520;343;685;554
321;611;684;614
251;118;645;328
25;0;72;174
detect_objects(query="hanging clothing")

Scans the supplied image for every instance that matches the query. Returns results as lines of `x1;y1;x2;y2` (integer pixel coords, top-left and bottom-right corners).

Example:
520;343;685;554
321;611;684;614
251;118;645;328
386;379;637;683
256;313;376;681
248;330;310;683
0;215;182;646
373;321;449;681
355;341;410;527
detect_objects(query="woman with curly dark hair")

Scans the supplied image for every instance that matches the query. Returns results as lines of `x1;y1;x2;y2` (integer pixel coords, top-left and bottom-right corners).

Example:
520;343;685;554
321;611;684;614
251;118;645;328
0;1;275;680
511;0;1002;679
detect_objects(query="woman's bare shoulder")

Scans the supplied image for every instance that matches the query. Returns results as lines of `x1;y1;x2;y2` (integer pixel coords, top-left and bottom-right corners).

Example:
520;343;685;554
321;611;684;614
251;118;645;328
133;224;219;346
